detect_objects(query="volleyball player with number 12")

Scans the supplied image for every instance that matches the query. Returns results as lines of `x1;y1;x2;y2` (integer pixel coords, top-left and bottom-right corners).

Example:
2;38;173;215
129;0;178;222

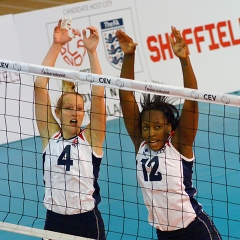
34;19;106;239
117;27;222;240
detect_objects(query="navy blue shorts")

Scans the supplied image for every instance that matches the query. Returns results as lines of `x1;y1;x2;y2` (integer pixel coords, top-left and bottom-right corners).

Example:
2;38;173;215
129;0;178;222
156;211;222;240
43;207;106;240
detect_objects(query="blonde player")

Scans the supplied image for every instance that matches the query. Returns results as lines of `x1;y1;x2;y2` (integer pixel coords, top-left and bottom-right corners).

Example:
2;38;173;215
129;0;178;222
34;19;106;239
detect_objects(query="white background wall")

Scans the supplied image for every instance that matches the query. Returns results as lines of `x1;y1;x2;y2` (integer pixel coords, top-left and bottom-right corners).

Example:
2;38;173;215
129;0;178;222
1;0;240;144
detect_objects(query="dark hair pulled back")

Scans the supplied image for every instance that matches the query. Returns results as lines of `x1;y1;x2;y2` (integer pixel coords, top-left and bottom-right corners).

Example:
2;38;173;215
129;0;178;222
140;94;180;130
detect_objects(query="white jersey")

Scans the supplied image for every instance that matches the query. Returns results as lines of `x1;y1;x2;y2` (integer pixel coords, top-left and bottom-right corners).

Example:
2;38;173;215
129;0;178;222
136;135;202;231
42;130;103;215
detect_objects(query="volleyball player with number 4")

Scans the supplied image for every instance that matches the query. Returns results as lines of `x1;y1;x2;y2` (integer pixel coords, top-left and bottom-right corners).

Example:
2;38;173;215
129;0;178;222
117;27;222;239
34;19;106;239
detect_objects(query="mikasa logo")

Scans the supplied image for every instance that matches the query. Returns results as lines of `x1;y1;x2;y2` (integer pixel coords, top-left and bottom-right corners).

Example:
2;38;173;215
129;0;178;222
42;67;65;78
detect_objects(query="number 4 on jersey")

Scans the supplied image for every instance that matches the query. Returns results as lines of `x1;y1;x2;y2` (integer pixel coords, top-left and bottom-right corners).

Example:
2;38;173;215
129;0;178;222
57;145;73;171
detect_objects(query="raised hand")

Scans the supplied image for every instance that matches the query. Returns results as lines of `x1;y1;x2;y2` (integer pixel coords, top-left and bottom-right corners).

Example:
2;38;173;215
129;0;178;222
53;19;79;45
169;27;188;59
82;26;99;53
116;29;138;55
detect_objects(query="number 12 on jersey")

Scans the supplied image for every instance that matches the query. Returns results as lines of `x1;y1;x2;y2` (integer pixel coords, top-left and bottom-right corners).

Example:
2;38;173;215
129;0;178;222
141;156;162;181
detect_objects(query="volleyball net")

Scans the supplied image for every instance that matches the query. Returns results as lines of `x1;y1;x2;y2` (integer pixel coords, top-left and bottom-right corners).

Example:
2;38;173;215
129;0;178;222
0;59;240;239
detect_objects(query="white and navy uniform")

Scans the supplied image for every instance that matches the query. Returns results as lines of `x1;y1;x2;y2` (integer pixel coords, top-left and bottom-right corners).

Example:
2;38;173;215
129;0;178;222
42;129;102;215
136;134;202;232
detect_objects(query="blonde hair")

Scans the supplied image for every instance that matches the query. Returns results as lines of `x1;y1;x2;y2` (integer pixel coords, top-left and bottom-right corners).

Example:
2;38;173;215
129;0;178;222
62;80;76;93
55;80;84;110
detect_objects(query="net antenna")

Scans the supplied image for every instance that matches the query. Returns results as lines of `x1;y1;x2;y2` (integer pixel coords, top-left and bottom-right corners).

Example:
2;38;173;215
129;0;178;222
1;59;240;107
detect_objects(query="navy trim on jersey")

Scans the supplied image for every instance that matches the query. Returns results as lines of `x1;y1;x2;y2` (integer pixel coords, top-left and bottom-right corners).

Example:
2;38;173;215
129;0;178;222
92;153;101;205
182;159;203;215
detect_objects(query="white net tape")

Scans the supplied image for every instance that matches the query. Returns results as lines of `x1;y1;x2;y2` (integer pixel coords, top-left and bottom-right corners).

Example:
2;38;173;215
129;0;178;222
0;221;92;240
1;58;239;107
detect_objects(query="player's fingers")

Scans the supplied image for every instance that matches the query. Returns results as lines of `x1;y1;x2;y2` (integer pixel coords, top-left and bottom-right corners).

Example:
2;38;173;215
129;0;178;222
168;36;174;46
133;42;138;48
72;29;80;37
86;26;98;34
82;29;87;39
116;31;123;41
58;19;62;27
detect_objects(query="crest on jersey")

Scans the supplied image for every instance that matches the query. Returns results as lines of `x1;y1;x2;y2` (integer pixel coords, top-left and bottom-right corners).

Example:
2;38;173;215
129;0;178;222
100;18;124;70
72;137;79;147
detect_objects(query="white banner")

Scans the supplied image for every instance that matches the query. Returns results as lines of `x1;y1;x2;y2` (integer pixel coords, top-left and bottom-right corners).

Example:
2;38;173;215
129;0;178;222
1;0;240;144
0;15;34;145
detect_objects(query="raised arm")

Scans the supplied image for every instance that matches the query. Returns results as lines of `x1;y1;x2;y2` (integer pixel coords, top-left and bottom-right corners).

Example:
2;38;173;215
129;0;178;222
116;30;140;152
169;27;198;158
34;19;78;150
82;26;106;155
